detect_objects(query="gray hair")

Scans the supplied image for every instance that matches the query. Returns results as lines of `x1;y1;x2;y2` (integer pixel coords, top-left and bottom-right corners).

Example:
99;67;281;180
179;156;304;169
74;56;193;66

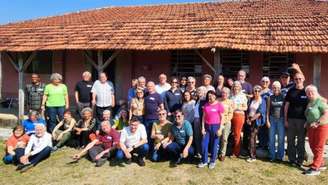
305;84;318;94
82;71;92;77
138;76;146;82
187;76;196;81
221;87;231;95
272;81;281;89
35;123;46;130
28;110;39;118
81;107;93;115
103;110;111;115
50;73;63;81
253;85;262;91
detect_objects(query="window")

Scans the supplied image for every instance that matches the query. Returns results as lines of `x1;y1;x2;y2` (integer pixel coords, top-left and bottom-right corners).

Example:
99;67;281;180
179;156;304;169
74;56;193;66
171;50;203;77
26;51;53;74
263;53;294;80
221;49;249;78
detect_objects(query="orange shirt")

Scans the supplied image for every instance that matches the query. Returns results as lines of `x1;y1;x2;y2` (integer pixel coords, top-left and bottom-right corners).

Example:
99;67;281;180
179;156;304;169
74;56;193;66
5;134;30;149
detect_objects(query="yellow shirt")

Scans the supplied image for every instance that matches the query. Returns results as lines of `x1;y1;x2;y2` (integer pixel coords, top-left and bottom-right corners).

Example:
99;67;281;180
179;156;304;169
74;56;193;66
219;98;234;124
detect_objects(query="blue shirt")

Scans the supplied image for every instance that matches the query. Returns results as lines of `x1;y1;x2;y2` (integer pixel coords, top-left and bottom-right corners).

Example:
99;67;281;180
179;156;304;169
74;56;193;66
22;118;46;135
127;87;136;102
163;89;183;113
171;120;193;146
144;92;163;120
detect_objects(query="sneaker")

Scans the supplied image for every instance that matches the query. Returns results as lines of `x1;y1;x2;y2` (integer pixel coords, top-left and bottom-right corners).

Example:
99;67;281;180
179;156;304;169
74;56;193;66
16;162;32;171
137;158;145;167
95;158;107;167
176;156;182;165
303;168;321;176
246;158;256;163
197;162;208;168
125;158;132;165
209;162;216;169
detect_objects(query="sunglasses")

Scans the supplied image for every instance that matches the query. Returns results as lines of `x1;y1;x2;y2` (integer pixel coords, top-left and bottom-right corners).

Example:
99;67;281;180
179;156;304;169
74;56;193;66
175;114;182;118
158;113;166;116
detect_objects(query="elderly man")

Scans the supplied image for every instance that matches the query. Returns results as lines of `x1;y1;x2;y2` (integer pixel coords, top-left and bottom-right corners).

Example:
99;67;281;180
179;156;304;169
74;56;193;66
116;117;149;166
155;73;171;97
91;72;115;123
237;70;253;97
25;73;45;112
75;71;93;117
200;74;215;93
72;121;120;167
186;76;197;100
137;76;147;91
16;124;52;172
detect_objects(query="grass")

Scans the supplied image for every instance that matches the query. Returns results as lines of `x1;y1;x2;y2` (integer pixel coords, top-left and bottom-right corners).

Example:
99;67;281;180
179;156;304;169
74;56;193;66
0;143;327;185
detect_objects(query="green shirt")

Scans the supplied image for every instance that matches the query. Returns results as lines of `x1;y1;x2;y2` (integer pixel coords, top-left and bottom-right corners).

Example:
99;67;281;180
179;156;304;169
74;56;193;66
44;84;68;107
305;98;328;125
113;118;129;131
152;121;172;144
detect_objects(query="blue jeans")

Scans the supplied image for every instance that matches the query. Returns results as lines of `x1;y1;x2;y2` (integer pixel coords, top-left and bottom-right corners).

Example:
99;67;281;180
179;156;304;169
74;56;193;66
201;124;220;163
258;125;269;149
116;144;149;160
151;146;168;162
3;148;25;164
46;106;65;133
268;116;285;160
28;146;52;165
166;142;194;162
143;119;158;150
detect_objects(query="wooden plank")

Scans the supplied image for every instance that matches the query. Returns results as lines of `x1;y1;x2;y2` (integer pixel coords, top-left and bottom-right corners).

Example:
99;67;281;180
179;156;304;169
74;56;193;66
194;49;216;73
83;51;98;70
313;55;321;89
101;51;120;71
3;52;19;72
18;54;25;122
214;48;222;75
22;51;37;71
97;50;103;75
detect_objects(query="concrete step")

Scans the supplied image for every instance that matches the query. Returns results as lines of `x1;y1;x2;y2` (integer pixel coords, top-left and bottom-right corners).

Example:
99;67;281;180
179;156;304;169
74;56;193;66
0;127;12;140
0;113;18;128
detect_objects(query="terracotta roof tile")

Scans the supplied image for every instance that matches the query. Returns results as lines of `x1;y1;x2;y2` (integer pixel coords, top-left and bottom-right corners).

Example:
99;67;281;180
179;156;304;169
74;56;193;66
0;0;327;52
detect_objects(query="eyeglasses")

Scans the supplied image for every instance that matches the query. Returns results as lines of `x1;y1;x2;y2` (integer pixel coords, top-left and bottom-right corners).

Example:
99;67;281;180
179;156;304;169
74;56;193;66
187;81;195;84
158;113;166;116
294;78;302;81
254;90;261;93
175;114;182;118
171;81;178;84
262;81;269;83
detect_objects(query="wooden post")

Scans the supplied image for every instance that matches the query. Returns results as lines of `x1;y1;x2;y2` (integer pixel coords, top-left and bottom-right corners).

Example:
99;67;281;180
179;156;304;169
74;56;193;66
194;49;216;73
97;50;103;75
18;54;25;122
0;52;2;100
313;55;321;89
214;48;222;75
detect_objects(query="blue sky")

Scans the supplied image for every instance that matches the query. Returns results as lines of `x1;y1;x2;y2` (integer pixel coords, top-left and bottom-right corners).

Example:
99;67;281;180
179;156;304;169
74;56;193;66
0;0;214;25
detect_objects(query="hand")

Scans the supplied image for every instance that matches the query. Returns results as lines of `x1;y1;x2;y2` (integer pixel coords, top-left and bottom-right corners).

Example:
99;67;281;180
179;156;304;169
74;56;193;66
127;147;134;152
154;143;161;150
20;155;29;164
57;133;63;141
72;154;80;160
65;104;69;110
168;112;172;116
157;134;164;140
125;151;132;159
182;148;189;158
91;100;96;107
95;153;103;161
217;129;223;137
310;122;319;128
162;141;171;149
284;120;288;128
202;128;206;136
246;119;252;125
96;130;100;135
266;121;271;128
40;105;45;111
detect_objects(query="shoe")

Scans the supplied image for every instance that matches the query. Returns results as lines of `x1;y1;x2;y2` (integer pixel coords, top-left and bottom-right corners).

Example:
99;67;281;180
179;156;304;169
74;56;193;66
95;158;107;167
319;165;327;171
170;161;178;168
16;163;32;171
176;156;182;165
209;162;216;169
219;155;225;162
126;158;132;165
52;146;58;152
303;168;320;176
137;158;145;167
246;158;256;163
197;162;208;168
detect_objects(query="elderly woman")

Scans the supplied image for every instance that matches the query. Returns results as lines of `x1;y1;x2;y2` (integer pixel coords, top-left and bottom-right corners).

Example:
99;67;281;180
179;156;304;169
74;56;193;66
74;107;97;148
112;109;129;131
193;86;207;156
218;87;234;161
230;81;248;157
246;85;267;163
52;110;76;151
303;85;328;176
215;74;225;97
22;110;46;136
129;87;145;123
266;81;285;162
182;91;195;124
41;73;69;133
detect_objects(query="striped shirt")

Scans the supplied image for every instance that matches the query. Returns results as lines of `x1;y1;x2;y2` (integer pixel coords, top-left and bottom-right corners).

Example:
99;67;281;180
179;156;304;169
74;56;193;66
91;80;115;107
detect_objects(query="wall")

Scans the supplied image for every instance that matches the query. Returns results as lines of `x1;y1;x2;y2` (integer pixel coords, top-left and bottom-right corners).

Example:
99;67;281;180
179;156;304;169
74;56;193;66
320;54;328;98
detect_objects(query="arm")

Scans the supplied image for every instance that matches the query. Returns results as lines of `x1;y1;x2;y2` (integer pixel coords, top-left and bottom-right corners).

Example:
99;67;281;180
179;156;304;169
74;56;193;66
284;102;290;128
41;94;48;111
52;121;63;138
266;97;271;128
201;112;206;135
73;139;98;159
7;146;15;156
111;95;115;107
61;119;76;134
65;94;69;109
92;92;96;108
182;136;193;158
75;91;79;104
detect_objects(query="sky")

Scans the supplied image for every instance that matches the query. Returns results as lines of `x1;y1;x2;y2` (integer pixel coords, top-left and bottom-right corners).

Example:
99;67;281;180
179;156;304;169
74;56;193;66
0;0;216;25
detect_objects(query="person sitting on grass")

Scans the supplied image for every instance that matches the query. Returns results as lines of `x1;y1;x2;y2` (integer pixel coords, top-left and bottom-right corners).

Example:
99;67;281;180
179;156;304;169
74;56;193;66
3;125;29;165
52;110;76;151
72;121;120;167
151;109;172;162
16;124;52;172
73;107;97;148
22;110;46;136
165;109;194;167
112;109;129;131
116;117;149;166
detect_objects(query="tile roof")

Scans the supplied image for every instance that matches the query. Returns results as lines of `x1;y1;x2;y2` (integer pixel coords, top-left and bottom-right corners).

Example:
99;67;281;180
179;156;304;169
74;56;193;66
0;0;327;53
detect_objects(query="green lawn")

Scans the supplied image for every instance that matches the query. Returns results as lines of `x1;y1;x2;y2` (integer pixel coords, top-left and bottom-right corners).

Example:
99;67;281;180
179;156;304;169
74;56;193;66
0;143;327;185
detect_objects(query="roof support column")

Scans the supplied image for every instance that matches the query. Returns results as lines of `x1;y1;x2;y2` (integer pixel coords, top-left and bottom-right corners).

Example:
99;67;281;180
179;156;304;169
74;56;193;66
214;48;222;75
194;49;216;74
313;55;321;89
97;50;103;76
0;52;2;100
84;50;120;77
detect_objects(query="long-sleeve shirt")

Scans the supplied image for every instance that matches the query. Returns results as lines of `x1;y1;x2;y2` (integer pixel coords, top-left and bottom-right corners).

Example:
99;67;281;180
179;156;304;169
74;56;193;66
24;132;52;156
163;89;182;113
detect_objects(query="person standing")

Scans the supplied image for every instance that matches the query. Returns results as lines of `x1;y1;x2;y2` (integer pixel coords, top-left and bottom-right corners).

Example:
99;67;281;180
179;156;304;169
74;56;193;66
163;77;182;122
127;78;138;102
237;70;252;98
215;74;225;97
75;71;93;117
186;76;198;100
25;73;45;112
41;73;69;133
155;73;171;98
181;91;196;125
91;72;115;123
129;87;145;123
200;74;215;94
284;72;308;167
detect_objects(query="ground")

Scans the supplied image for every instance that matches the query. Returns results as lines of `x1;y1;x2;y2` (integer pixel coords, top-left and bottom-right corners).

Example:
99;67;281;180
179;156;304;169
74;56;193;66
0;143;327;185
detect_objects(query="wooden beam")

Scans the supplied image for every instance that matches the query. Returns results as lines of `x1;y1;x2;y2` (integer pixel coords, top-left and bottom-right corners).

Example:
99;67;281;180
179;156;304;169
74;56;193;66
313;55;321;89
101;51;120;71
97;50;103;75
22;51;37;71
194;49;216;73
83;51;98;70
18;53;25;122
4;52;19;72
0;52;2;100
214;48;222;75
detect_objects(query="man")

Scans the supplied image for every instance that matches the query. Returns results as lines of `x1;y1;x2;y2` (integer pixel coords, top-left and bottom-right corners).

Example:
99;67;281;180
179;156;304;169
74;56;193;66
16;124;52;172
22;110;46;136
258;76;271;150
91;72;115;122
200;74;215;93
281;63;304;97
72;121;120;167
144;81;164;139
284;72;308;167
75;71;93;117
186;76;197;100
155;73;171;97
137;76;147;91
165;110;194;167
163;77;182;121
25;73;45;112
127;78;138;102
237;70;252;98
116;117;149;166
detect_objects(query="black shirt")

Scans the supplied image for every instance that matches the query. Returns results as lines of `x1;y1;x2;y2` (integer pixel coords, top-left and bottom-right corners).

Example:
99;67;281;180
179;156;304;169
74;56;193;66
164;89;183;113
75;80;94;103
285;87;308;119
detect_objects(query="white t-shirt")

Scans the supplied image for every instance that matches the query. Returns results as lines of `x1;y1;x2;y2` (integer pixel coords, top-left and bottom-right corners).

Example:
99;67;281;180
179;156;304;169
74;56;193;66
91;80;115;107
120;124;147;148
25;132;52;156
155;83;171;96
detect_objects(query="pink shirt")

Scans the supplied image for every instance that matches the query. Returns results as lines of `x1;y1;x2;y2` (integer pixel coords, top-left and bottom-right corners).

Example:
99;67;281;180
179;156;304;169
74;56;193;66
203;102;224;125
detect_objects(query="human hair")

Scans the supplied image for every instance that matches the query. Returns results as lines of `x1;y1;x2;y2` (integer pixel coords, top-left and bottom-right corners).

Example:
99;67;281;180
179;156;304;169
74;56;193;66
138;76;146;82
82;71;91;77
50;73;63;81
28;110;39;118
221;87;231;96
253;85;262;92
64;110;72;115
272;81;281;89
129;117;140;124
305;84;318;94
182;90;192;102
206;90;217;102
12;125;25;135
81;107;93;115
203;74;212;80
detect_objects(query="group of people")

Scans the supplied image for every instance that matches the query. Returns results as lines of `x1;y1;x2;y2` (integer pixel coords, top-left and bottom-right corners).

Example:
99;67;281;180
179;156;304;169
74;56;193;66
3;63;328;176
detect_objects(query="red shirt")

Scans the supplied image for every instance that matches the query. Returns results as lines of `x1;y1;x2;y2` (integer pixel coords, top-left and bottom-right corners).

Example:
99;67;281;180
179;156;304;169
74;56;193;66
96;129;120;149
5;134;30;149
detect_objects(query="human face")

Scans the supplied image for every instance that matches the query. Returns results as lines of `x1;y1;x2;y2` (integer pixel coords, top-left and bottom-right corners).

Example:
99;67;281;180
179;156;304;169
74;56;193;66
159;74;167;84
171;79;178;88
130;121;139;133
294;74;304;86
208;93;217;103
52;79;61;85
203;77;211;86
196;89;205;98
184;92;191;101
253;88;261;98
121;111;128;119
158;111;167;121
31;74;40;84
14;128;24;138
221;90;228;99
138;80;146;88
233;84;241;94
175;112;184;125
227;78;234;87
217;75;224;85
82;111;92;120
35;125;45;137
280;75;290;86
180;78;187;86
187;80;195;88
63;113;71;120
102;112;111;121
237;71;246;81
272;85;281;95
99;73;107;83
29;114;37;122
147;82;155;93
101;122;111;134
306;88;317;101
261;79;270;89
136;90;144;98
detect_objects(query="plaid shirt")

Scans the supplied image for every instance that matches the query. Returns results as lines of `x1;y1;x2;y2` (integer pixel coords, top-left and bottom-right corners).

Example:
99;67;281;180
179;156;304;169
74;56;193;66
25;83;45;111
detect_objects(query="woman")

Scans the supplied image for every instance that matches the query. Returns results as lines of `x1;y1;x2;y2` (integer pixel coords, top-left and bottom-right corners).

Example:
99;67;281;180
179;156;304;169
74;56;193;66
129;87;145;123
230;81;248;157
246;85;266;163
303;85;328;176
52;110;76;151
181;91;196;124
41;73;69;133
198;90;224;169
3;125;29;164
22;110;46;135
163;77;183;122
215;74;225;97
74;107;97;148
218;87;234;161
112;109;129;131
193;86;207;156
180;76;187;92
266;81;285;162
151;109;172;162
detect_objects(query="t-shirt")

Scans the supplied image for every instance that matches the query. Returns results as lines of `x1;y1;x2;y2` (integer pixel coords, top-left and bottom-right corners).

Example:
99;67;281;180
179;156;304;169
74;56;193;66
112;118;129;131
305;98;328;125
182;100;195;123
152;121;172;144
22;118;46;135
219;98;234;124
241;81;252;95
144;92;163;120
163;89;182;113
269;94;285;118
75;80;93;103
155;83;171;97
44;84;68;107
230;93;248;111
171;120;193;146
91;80;115;107
120;124;147;148
203;102;224;125
130;98;145;116
248;99;261;117
97;129;120;149
285;87;308;119
6;134;30;149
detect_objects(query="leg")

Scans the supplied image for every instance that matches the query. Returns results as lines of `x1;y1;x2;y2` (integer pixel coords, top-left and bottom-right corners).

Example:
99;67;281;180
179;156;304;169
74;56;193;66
3;154;13;164
276;118;285;160
220;122;231;156
166;142;182;162
95;106;105;123
287;118;297;163
115;149;125;160
268;116;277;160
311;125;328;170
14;148;26;164
46;107;57;133
80;130;91;147
296;119;306;164
56;132;72;148
88;145;104;162
193;118;202;155
135;144;149;159
232;113;245;156
209;125;220;163
57;107;65;122
28;146;52;166
201;125;210;163
249;123;258;159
